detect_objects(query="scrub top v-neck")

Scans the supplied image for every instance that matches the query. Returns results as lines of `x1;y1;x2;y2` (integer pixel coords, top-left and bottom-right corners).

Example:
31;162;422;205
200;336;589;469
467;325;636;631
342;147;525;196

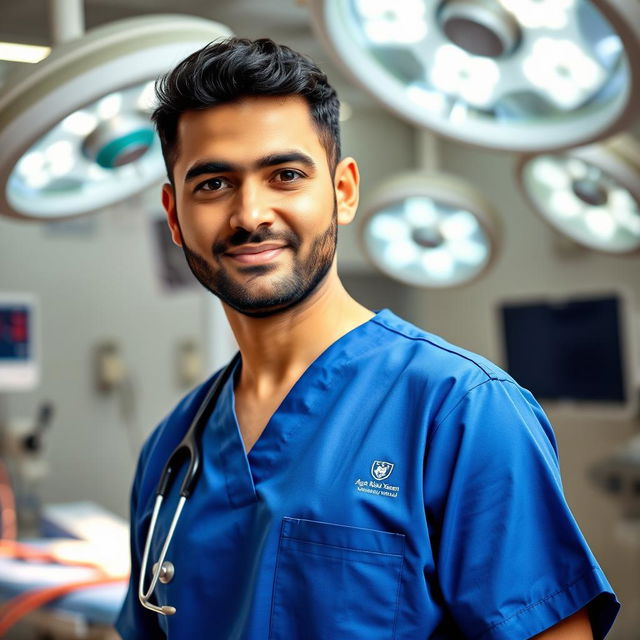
210;314;380;506
116;309;619;640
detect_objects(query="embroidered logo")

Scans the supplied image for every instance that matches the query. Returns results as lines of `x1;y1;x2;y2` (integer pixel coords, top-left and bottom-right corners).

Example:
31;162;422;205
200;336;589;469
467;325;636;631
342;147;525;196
371;460;394;481
354;460;400;499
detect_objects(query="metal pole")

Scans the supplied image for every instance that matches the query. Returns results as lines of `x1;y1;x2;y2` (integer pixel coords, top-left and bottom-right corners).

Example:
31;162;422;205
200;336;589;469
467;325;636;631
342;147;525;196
416;129;441;173
49;0;85;46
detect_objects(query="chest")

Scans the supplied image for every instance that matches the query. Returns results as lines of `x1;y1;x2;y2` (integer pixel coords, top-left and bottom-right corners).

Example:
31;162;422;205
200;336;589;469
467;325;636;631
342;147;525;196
146;384;437;640
233;383;294;453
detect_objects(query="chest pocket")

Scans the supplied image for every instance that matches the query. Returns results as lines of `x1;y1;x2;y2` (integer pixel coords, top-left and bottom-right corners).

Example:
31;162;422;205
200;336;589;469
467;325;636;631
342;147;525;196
269;517;405;640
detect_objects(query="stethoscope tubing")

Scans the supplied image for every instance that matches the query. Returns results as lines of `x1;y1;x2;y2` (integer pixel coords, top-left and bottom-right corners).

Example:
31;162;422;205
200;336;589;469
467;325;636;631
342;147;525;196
138;353;240;615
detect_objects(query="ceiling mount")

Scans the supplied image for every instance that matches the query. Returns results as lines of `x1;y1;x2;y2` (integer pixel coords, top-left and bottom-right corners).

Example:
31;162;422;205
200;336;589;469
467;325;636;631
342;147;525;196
438;0;521;58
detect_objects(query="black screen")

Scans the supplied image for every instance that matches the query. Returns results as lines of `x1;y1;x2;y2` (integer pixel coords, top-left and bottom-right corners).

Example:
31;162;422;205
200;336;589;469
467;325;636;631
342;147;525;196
501;296;626;403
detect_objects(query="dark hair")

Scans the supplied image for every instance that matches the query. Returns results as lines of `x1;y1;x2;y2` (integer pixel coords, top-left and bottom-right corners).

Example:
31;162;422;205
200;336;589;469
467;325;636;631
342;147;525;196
152;37;341;182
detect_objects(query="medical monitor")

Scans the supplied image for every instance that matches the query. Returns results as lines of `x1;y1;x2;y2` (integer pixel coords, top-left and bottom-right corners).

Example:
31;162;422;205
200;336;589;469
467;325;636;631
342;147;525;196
499;292;638;416
0;293;38;391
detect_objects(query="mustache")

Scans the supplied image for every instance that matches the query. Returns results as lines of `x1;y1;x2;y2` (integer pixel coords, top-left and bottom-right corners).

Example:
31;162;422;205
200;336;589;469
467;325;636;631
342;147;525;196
213;228;301;256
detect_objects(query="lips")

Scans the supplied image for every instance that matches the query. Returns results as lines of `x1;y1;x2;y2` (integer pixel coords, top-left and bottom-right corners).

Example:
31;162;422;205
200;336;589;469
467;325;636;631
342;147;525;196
224;243;288;265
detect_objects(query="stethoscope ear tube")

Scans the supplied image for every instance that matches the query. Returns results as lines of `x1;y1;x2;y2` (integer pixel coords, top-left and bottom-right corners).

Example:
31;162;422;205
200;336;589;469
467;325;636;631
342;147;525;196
139;353;240;616
156;352;240;500
156;463;174;497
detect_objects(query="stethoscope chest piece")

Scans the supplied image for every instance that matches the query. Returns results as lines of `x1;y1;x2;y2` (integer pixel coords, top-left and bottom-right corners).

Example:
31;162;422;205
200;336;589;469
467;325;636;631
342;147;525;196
153;561;175;584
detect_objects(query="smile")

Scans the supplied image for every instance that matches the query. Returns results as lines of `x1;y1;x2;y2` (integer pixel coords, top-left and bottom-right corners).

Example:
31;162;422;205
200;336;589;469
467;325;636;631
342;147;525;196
224;244;288;265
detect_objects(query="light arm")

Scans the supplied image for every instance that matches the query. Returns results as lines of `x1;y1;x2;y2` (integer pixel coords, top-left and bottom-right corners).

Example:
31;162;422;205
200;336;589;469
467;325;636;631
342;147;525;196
530;607;593;640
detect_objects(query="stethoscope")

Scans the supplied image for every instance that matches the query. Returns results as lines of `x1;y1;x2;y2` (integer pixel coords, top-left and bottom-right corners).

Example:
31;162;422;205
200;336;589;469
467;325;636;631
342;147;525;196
138;353;240;616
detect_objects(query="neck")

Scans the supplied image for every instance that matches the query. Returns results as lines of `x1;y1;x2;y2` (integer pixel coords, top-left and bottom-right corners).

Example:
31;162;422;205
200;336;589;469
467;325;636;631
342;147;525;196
223;264;374;396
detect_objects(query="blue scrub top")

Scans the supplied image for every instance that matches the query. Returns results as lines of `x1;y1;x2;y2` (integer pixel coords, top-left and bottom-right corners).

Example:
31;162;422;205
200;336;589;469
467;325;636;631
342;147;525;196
116;309;619;639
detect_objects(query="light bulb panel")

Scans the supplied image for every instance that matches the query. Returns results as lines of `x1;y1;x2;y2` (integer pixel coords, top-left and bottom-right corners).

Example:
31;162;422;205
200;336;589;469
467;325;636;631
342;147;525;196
360;172;501;288
309;0;640;152
0;15;233;221
518;135;640;254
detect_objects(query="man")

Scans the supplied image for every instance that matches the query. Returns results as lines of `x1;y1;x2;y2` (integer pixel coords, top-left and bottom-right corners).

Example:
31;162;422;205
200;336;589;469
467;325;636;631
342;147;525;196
116;38;619;639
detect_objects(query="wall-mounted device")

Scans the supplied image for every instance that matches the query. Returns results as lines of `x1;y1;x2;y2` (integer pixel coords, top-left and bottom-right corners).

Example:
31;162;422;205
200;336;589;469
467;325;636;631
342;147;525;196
590;434;640;520
499;291;638;419
0;293;38;391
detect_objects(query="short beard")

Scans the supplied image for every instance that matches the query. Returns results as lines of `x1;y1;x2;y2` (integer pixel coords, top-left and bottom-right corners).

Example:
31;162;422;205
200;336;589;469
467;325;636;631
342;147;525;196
178;204;338;318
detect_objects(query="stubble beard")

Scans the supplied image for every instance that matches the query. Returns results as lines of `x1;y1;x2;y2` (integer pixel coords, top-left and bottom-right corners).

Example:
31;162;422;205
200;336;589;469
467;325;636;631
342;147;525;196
178;204;338;318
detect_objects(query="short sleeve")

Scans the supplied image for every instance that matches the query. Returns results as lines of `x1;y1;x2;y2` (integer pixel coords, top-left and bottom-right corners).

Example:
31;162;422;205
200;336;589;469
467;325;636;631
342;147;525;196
424;378;620;640
114;441;166;639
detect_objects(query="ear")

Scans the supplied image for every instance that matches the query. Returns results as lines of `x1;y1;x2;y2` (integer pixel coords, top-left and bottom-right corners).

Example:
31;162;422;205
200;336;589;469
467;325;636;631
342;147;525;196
334;157;360;226
162;183;183;247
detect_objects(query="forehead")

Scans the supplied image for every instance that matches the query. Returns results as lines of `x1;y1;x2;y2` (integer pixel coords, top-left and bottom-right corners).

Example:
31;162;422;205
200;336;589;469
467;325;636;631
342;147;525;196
174;95;327;176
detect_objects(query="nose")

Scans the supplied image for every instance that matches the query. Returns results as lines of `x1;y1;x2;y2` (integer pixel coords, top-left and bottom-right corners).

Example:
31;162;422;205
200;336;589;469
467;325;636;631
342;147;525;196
228;179;275;232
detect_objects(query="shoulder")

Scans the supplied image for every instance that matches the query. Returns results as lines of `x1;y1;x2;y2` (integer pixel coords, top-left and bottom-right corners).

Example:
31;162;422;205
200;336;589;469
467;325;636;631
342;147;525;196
371;309;509;381
367;310;520;416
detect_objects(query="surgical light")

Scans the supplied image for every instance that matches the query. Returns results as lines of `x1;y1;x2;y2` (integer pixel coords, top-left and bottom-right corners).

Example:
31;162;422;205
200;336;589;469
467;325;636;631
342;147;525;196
0;15;232;221
518;135;640;254
309;0;640;152
360;173;500;287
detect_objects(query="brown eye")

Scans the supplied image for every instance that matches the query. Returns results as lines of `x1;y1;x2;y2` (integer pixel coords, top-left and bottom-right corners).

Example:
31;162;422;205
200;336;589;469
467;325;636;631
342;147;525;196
197;177;229;192
276;169;303;183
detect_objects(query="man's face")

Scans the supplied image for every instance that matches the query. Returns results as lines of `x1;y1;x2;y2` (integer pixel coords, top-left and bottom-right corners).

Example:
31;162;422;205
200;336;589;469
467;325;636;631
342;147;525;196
163;95;341;318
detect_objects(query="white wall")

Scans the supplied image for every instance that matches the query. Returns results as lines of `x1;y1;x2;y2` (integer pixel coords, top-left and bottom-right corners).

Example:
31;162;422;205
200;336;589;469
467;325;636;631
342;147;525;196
0;195;206;518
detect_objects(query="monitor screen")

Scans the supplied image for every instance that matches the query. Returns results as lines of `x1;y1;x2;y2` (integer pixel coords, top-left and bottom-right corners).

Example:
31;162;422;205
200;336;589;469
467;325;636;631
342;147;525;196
0;305;31;360
0;294;38;391
501;295;627;403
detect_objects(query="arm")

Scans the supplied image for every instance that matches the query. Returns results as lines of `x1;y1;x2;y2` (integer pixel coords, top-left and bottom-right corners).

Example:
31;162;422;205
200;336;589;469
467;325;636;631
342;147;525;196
425;379;619;639
531;607;592;640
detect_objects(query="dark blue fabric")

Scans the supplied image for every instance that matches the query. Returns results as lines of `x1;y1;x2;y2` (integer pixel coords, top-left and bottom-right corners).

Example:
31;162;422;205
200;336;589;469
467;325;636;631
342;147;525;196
116;309;619;639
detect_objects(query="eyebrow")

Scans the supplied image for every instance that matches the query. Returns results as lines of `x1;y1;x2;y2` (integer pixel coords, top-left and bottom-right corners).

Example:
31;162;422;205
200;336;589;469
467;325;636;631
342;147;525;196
184;151;317;183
